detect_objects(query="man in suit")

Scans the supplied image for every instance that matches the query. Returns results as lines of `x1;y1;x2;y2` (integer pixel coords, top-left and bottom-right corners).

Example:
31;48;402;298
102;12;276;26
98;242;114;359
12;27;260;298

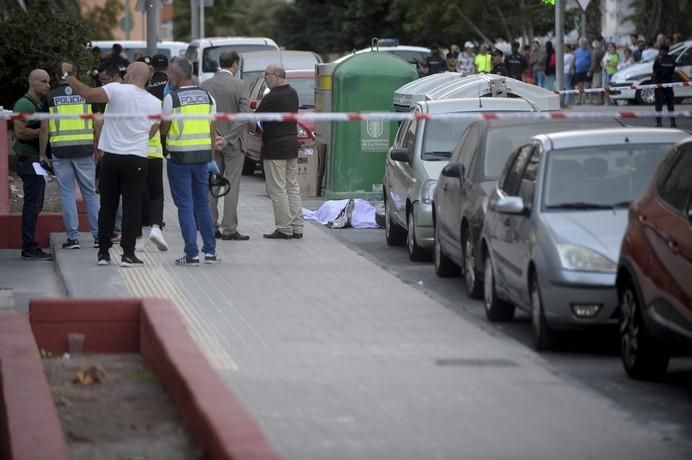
200;50;251;240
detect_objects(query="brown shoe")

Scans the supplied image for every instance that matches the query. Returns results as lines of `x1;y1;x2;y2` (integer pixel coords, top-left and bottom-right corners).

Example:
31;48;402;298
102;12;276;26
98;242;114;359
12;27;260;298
263;230;292;240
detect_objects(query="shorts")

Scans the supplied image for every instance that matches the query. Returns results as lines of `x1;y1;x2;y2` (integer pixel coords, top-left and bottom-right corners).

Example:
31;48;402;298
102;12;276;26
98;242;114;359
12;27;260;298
573;72;588;84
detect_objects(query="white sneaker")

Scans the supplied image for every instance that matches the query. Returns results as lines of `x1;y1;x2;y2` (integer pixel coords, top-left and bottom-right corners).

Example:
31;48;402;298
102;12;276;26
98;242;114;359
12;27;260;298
135;238;145;252
149;227;168;251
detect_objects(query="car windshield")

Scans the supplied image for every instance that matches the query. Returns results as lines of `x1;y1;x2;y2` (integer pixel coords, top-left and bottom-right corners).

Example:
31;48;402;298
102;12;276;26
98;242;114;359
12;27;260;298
484;121;621;179
543;143;674;209
421;119;472;161
202;45;277;73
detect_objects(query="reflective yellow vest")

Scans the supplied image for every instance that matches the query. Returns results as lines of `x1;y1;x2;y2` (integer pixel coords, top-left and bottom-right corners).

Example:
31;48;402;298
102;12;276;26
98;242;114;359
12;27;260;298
475;54;492;73
147;132;163;159
47;84;94;156
166;86;213;164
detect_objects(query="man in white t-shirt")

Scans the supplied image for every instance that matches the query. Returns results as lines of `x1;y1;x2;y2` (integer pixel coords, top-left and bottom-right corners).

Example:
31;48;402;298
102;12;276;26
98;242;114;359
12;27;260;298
66;61;161;267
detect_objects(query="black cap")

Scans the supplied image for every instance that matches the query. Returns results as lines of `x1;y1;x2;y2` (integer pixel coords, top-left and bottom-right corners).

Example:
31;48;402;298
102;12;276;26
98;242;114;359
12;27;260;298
137;55;152;65
151;54;168;68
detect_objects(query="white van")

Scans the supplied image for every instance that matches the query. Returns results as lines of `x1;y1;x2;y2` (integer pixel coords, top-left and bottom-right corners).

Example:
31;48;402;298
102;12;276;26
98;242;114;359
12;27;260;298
184;37;280;83
240;50;322;90
89;40;188;61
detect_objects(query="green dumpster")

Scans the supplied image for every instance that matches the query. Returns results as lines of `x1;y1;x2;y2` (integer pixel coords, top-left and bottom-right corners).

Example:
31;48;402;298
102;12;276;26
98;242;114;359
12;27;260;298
326;53;418;199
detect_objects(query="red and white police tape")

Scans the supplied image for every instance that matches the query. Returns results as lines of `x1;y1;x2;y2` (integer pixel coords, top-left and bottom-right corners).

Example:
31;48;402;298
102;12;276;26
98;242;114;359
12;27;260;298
552;80;691;96
1;110;689;123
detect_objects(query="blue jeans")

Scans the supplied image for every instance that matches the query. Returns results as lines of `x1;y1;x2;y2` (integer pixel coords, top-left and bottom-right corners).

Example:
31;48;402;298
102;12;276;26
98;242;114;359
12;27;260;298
167;161;216;258
16;160;45;250
533;70;546;88
53;156;99;241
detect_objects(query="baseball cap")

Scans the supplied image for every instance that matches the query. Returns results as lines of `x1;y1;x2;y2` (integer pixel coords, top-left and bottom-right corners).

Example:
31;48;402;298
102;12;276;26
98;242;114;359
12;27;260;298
151;54;168;68
464;41;475;49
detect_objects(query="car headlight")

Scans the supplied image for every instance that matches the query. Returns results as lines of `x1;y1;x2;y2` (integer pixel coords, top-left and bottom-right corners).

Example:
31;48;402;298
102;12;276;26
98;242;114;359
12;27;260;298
557;244;617;272
421;179;437;205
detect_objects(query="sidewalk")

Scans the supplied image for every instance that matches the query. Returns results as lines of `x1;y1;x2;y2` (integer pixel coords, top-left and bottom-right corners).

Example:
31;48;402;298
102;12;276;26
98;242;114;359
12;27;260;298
5;174;688;459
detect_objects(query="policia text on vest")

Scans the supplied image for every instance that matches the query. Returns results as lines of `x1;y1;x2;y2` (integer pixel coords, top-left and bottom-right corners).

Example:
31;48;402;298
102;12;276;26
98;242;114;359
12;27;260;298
166;87;214;164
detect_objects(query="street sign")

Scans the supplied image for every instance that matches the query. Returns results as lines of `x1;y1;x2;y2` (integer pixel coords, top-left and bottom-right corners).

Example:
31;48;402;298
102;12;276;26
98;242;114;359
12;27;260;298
119;15;134;33
577;0;591;10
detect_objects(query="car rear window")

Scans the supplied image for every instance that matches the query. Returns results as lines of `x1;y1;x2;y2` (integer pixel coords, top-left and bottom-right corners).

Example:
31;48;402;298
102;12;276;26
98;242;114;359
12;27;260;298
484;121;622;179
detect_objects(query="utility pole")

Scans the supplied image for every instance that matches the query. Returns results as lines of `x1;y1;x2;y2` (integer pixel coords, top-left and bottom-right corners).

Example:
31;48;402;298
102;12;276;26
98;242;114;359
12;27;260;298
146;0;159;56
191;0;199;40
199;0;205;39
556;0;565;98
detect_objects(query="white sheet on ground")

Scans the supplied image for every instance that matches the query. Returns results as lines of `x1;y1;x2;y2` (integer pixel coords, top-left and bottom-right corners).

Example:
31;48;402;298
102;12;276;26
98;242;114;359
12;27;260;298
303;199;380;229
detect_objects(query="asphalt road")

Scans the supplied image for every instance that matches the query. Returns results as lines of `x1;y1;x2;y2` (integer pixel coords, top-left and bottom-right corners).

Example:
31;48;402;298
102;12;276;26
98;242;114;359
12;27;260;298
305;103;692;454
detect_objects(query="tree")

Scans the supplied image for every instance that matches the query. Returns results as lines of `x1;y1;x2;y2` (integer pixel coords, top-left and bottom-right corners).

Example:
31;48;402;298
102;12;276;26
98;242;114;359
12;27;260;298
626;0;691;40
0;3;93;109
173;0;239;41
82;0;123;41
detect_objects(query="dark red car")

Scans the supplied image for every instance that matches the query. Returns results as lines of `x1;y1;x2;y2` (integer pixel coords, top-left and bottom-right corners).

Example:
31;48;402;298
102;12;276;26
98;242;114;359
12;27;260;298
243;69;316;174
616;138;692;380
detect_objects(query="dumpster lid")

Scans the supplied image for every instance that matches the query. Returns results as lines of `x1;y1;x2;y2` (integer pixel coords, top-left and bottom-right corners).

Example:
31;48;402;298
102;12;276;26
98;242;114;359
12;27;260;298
425;74;560;111
393;72;466;111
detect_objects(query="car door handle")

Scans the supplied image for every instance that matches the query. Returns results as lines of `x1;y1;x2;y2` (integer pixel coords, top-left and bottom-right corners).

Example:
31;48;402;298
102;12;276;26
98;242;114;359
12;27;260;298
667;239;680;254
442;183;448;191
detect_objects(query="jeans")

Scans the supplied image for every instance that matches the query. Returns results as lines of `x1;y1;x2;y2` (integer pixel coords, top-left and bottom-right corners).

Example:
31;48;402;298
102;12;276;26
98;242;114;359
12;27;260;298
167;161;216;258
563;74;574;106
533;70;546;88
53;156;99;241
16;160;45;250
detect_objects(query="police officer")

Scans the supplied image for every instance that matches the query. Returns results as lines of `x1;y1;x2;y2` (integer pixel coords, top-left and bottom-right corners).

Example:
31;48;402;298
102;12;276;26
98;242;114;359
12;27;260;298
40;62;100;250
491;49;508;76
423;44;445;75
504;41;527;80
160;57;219;266
147;54;169;101
652;44;677;128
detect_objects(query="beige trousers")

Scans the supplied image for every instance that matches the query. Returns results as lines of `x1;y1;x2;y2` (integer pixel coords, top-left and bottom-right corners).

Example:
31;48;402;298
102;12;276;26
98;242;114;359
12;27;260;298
263;158;304;235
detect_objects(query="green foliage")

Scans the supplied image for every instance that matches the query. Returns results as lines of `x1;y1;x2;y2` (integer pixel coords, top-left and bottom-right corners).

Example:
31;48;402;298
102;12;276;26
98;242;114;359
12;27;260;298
0;4;94;109
626;0;691;40
82;0;124;41
173;0;239;41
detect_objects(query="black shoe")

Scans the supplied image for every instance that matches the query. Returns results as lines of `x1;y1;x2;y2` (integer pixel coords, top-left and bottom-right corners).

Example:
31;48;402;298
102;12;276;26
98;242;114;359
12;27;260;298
120;254;144;267
292;233;303;239
263;230;293;239
214;229;223;239
22;248;53;261
175;255;200;266
221;232;250;241
62;239;80;249
97;252;111;266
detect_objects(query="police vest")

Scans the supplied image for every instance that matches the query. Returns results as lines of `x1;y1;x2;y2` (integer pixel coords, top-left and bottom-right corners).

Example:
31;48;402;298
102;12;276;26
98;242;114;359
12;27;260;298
48;83;94;158
166;86;213;164
147;132;164;159
475;54;492;73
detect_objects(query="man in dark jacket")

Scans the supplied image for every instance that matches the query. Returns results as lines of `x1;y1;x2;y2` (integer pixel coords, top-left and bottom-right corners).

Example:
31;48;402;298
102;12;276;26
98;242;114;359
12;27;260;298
504;41;527;80
652;45;677;127
251;64;303;239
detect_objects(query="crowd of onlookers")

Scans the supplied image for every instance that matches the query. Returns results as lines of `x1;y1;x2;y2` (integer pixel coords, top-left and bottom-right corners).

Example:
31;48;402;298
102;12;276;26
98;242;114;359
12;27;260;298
419;32;687;106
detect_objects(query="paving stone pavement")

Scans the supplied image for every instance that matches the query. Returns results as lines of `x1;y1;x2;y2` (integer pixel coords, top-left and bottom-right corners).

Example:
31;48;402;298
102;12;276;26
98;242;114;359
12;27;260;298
39;174;689;459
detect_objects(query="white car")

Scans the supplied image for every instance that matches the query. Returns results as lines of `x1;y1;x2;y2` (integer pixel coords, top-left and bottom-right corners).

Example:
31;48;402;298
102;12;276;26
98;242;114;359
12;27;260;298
240;50;322;91
184;37;280;83
608;40;692;105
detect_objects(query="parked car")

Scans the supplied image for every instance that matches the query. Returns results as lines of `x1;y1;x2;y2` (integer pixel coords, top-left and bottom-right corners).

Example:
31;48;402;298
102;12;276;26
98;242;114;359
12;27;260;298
337;41;432;77
384;97;538;261
184;37;280;83
608;40;692;105
616;136;692;379
89;40;188;61
243;69;317;175
481;128;688;350
433;118;625;300
240;50;322;91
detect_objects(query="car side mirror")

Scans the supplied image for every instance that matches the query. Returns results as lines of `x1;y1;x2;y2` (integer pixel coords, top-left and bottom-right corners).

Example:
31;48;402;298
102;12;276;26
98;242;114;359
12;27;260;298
441;163;464;179
193;61;199;76
390;148;411;162
495;196;526;214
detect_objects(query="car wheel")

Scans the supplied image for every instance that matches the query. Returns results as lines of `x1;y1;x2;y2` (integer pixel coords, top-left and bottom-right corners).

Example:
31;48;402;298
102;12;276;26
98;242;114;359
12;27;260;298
484;255;515;322
636;86;655;105
407;210;429;261
462;228;483;299
242;157;256;175
384;196;406;246
433;219;460;277
614;99;629;106
619;282;669;380
531;272;555;350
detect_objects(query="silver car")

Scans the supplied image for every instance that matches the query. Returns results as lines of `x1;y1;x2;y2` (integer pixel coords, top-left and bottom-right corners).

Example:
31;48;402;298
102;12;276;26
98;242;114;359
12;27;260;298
481;128;689;350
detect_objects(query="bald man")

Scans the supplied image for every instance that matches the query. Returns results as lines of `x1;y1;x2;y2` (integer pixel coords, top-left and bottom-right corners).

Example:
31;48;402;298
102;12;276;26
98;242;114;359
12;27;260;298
66;62;162;267
14;69;52;260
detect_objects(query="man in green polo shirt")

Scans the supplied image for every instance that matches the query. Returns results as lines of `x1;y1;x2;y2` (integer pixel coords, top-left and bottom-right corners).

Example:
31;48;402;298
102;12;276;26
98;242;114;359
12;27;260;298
12;68;52;260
